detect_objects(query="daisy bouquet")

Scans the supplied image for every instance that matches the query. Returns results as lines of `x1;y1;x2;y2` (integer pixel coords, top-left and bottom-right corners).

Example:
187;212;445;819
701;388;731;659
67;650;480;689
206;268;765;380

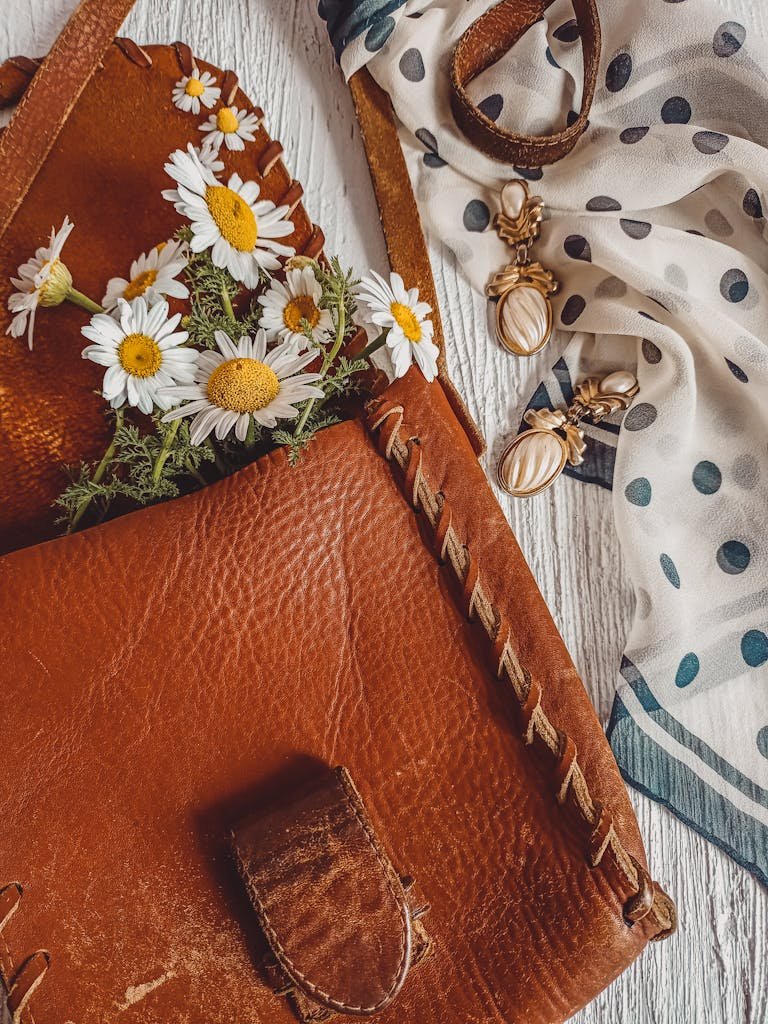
6;140;439;534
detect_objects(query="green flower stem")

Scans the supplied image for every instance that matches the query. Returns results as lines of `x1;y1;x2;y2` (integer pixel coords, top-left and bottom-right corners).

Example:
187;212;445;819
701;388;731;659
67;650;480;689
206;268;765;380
66;287;104;315
293;300;347;438
357;329;389;362
152;419;180;484
245;418;257;447
186;463;208;487
68;407;124;533
221;284;236;321
206;437;227;475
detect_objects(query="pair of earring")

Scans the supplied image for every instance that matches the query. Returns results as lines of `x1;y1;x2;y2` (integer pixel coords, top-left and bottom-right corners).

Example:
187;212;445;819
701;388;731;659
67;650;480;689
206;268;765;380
487;179;639;497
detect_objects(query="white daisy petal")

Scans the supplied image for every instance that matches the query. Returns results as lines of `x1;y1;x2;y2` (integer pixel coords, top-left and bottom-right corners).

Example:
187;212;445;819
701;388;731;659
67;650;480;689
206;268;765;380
5;216;75;349
356;269;436;383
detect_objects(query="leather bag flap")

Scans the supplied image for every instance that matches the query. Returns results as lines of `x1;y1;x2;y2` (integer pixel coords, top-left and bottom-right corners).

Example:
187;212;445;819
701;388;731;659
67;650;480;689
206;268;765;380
231;766;415;1018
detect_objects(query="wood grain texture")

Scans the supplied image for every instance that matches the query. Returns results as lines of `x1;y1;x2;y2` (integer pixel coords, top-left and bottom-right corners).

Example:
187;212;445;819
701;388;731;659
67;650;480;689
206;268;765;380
1;1;766;1021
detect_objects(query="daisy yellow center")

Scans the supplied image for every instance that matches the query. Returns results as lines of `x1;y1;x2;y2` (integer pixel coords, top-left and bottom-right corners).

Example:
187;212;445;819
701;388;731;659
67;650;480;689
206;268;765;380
185;77;205;97
205;186;258;253
124;269;158;300
118;333;162;378
207;357;280;413
390;301;422;343
216;107;240;133
283;295;320;333
37;258;72;307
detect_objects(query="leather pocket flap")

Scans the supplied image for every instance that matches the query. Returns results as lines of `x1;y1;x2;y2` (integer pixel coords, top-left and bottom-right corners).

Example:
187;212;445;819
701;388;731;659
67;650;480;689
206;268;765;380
232;766;414;1018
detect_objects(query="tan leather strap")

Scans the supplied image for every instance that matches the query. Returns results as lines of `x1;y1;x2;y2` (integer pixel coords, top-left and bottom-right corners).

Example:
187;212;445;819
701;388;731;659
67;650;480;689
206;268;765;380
349;69;486;456
0;0;136;242
450;0;601;165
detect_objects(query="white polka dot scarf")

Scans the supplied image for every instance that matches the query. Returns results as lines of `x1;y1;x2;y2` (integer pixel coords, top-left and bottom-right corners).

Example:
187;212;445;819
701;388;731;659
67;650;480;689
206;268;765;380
321;0;768;884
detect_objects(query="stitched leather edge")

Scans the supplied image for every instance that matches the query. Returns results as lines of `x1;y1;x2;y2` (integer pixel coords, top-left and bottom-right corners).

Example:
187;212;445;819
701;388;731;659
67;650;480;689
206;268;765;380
365;398;677;941
232;767;413;1015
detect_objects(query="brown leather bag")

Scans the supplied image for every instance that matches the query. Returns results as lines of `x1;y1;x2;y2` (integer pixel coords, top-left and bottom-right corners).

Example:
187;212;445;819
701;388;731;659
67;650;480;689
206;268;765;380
0;3;674;1023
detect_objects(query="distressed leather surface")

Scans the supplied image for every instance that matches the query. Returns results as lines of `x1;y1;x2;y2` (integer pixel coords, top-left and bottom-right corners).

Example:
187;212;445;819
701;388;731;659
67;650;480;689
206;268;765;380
232;766;422;1019
0;43;320;554
0;0;136;239
0;363;667;1023
0;28;672;1024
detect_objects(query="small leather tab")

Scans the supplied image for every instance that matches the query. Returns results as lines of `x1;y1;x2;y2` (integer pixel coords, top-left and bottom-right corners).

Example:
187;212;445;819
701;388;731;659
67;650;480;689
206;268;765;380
232;767;418;1019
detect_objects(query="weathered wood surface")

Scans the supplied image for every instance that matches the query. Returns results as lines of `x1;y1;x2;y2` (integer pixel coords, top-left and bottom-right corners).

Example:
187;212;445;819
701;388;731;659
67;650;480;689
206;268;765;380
1;1;765;1020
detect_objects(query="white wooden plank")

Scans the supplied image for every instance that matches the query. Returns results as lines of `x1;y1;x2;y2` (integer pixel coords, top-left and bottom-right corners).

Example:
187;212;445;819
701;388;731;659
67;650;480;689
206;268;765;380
2;1;766;1021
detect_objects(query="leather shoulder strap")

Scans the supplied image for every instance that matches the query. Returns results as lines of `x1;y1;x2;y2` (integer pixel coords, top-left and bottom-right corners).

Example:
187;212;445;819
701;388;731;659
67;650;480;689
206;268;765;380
0;0;136;242
349;68;486;456
450;0;601;165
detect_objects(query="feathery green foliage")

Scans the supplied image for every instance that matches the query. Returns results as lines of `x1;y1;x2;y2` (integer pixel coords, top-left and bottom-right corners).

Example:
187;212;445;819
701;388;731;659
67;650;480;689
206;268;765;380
56;246;373;532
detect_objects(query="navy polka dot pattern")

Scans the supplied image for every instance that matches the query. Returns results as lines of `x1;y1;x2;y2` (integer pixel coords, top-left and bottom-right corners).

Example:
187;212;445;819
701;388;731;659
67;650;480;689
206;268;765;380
606;53;632;91
624;403;658;430
463;199;490;232
743;189;763;219
586;195;622;211
620;218;652;239
725;358;749;383
399;48;425;82
713;22;746;57
620;126;649;144
625;477;652;506
660;553;681;589
675;653;700;687
664;264;688;290
720;269;749;302
742;630;768;668
757;727;768;759
661;96;691;124
717;540;751;574
545;47;561;69
563;234;591;261
642;339;662;363
595;275;627;298
693;131;729;154
365;17;395;51
553;19;580;42
560;295;586;324
477;94;503;122
415;128;446;168
732;453;759;489
704;209;733;236
692;461;721;494
513;166;543;181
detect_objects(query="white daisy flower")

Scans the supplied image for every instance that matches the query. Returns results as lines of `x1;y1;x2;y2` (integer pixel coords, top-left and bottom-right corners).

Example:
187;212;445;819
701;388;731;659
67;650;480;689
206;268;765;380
161;329;324;444
102;239;190;311
356;271;439;382
81;297;197;414
6;216;75;349
199;105;261;152
258;266;333;352
172;67;220;115
195;144;225;175
162;145;295;287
